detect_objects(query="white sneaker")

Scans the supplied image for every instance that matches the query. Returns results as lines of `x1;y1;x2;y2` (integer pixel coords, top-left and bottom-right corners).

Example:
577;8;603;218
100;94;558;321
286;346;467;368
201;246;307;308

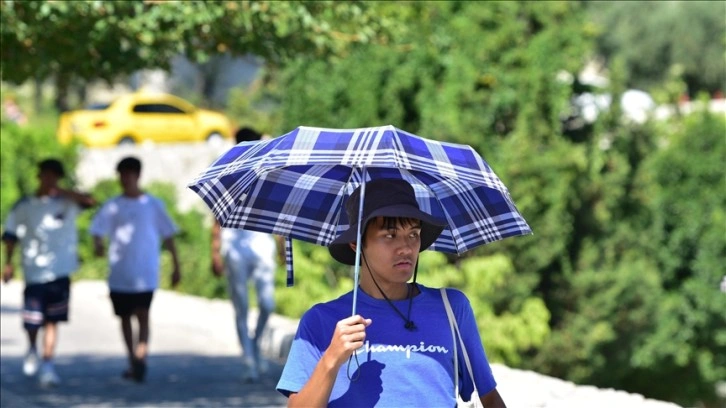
38;362;60;387
23;348;39;376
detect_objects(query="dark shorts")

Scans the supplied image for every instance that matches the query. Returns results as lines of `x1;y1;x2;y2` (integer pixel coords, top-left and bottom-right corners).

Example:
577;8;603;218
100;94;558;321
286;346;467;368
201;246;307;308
110;291;154;317
23;277;71;330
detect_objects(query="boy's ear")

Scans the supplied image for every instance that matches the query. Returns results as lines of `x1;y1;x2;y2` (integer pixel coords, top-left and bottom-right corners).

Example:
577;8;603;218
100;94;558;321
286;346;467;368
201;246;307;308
349;242;357;252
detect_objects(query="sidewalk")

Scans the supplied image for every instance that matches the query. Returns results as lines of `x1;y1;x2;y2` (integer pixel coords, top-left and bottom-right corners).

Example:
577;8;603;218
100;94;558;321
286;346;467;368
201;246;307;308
1;280;294;408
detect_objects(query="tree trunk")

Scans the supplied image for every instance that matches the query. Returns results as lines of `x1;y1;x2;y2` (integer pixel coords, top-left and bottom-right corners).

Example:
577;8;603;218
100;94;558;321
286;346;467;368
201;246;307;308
33;75;43;114
54;74;70;113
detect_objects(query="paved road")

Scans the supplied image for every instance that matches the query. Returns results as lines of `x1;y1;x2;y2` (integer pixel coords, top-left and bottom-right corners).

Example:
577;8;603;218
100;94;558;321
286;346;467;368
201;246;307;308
1;280;292;408
2;280;683;408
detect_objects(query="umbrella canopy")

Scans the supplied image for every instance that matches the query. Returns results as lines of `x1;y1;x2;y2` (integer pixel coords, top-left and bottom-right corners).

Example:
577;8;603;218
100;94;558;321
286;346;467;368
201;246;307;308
189;125;531;288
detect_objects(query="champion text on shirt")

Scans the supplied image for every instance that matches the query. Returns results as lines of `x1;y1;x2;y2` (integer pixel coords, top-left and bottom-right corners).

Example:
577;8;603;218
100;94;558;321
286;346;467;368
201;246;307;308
355;341;449;359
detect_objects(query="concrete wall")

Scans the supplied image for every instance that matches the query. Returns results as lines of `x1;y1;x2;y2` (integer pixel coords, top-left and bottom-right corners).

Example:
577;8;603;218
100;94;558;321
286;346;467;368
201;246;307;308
75;141;234;213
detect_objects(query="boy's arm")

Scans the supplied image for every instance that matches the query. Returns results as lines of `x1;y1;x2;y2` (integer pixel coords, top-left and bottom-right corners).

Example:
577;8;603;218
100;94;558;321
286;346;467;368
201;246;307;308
92;235;105;258
55;187;96;209
163;237;181;287
481;388;506;408
288;315;372;408
210;221;223;277
2;238;16;283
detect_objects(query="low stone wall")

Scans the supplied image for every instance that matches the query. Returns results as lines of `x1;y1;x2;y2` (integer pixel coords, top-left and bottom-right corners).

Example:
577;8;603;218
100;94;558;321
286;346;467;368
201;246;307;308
75;141;233;213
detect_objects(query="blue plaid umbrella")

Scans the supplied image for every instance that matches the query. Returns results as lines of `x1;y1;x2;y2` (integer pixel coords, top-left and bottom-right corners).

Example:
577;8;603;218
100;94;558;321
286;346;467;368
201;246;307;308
189;125;531;307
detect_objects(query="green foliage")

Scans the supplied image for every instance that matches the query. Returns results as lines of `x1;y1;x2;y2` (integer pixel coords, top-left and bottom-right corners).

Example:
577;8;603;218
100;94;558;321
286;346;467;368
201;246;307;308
525;110;726;406
418;251;550;365
279;2;592;149
0;1;398;87
632;111;726;405
587;1;726;95
531;256;663;386
277;0;589;361
225;68;283;136
275;241;352;318
271;2;724;405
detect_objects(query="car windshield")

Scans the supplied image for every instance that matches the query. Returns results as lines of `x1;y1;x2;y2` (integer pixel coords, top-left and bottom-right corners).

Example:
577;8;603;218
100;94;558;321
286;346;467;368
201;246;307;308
85;103;111;110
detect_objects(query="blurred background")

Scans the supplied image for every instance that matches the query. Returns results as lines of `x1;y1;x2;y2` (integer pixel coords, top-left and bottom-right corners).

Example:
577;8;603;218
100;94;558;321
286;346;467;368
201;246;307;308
1;1;724;407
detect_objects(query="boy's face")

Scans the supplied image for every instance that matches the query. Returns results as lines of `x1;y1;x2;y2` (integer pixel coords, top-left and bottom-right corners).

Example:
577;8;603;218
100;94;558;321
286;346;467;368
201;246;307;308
356;216;422;284
37;169;61;189
118;169;139;191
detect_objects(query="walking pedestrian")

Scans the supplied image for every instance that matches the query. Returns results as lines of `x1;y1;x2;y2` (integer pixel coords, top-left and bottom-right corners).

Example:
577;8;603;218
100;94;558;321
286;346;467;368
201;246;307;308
2;158;95;387
90;156;181;383
211;127;278;383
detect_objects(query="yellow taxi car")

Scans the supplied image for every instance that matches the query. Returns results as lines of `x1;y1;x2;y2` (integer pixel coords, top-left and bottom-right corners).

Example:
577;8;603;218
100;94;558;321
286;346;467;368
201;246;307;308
57;90;233;147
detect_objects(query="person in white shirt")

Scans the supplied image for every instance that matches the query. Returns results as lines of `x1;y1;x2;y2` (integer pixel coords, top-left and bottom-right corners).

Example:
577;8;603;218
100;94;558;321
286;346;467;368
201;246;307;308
2;158;95;387
91;156;181;383
211;127;278;383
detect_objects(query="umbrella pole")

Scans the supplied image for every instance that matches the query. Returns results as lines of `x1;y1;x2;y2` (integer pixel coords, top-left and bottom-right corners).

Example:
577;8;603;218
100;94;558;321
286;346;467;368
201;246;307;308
351;167;367;316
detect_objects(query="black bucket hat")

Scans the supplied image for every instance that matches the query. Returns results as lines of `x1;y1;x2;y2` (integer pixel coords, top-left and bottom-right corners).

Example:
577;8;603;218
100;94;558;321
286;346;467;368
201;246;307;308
329;179;447;265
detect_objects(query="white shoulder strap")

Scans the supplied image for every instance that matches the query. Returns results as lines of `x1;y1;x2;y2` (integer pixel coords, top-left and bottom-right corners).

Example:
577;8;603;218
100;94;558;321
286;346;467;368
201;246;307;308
444;288;461;398
441;288;479;399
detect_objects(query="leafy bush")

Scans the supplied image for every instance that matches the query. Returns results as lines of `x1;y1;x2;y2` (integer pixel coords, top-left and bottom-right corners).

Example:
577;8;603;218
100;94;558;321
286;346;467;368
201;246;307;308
418;251;550;365
225;83;283;136
633;110;726;405
274;241;352;318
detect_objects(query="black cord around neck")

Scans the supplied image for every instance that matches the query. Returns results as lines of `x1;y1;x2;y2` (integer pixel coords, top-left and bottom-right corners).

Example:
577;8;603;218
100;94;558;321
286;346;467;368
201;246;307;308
362;253;418;331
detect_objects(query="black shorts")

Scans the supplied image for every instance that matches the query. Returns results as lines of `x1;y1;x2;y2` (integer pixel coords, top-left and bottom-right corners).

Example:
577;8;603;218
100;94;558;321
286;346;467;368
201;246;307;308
110;291;154;317
23;277;71;330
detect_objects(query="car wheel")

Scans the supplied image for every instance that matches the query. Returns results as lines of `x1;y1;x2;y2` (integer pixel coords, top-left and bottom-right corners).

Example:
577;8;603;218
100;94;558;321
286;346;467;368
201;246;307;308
206;132;224;147
118;136;135;146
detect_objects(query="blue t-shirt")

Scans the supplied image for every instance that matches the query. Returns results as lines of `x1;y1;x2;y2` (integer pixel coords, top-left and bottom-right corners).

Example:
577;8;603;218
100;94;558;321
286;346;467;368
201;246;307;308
276;285;496;407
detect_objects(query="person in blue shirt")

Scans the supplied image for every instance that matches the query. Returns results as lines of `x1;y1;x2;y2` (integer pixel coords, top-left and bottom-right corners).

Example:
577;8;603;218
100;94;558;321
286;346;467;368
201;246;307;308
277;178;506;407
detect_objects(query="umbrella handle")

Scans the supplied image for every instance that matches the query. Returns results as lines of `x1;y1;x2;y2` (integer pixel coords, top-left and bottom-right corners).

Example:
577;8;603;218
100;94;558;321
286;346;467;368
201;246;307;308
351;167;367;316
285;237;294;287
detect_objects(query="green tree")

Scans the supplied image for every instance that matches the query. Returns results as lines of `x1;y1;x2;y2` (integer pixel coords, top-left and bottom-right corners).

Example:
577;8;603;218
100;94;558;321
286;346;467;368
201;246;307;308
587;1;726;96
0;0;397;109
273;2;724;406
527;98;725;406
633;109;726;405
276;0;594;369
